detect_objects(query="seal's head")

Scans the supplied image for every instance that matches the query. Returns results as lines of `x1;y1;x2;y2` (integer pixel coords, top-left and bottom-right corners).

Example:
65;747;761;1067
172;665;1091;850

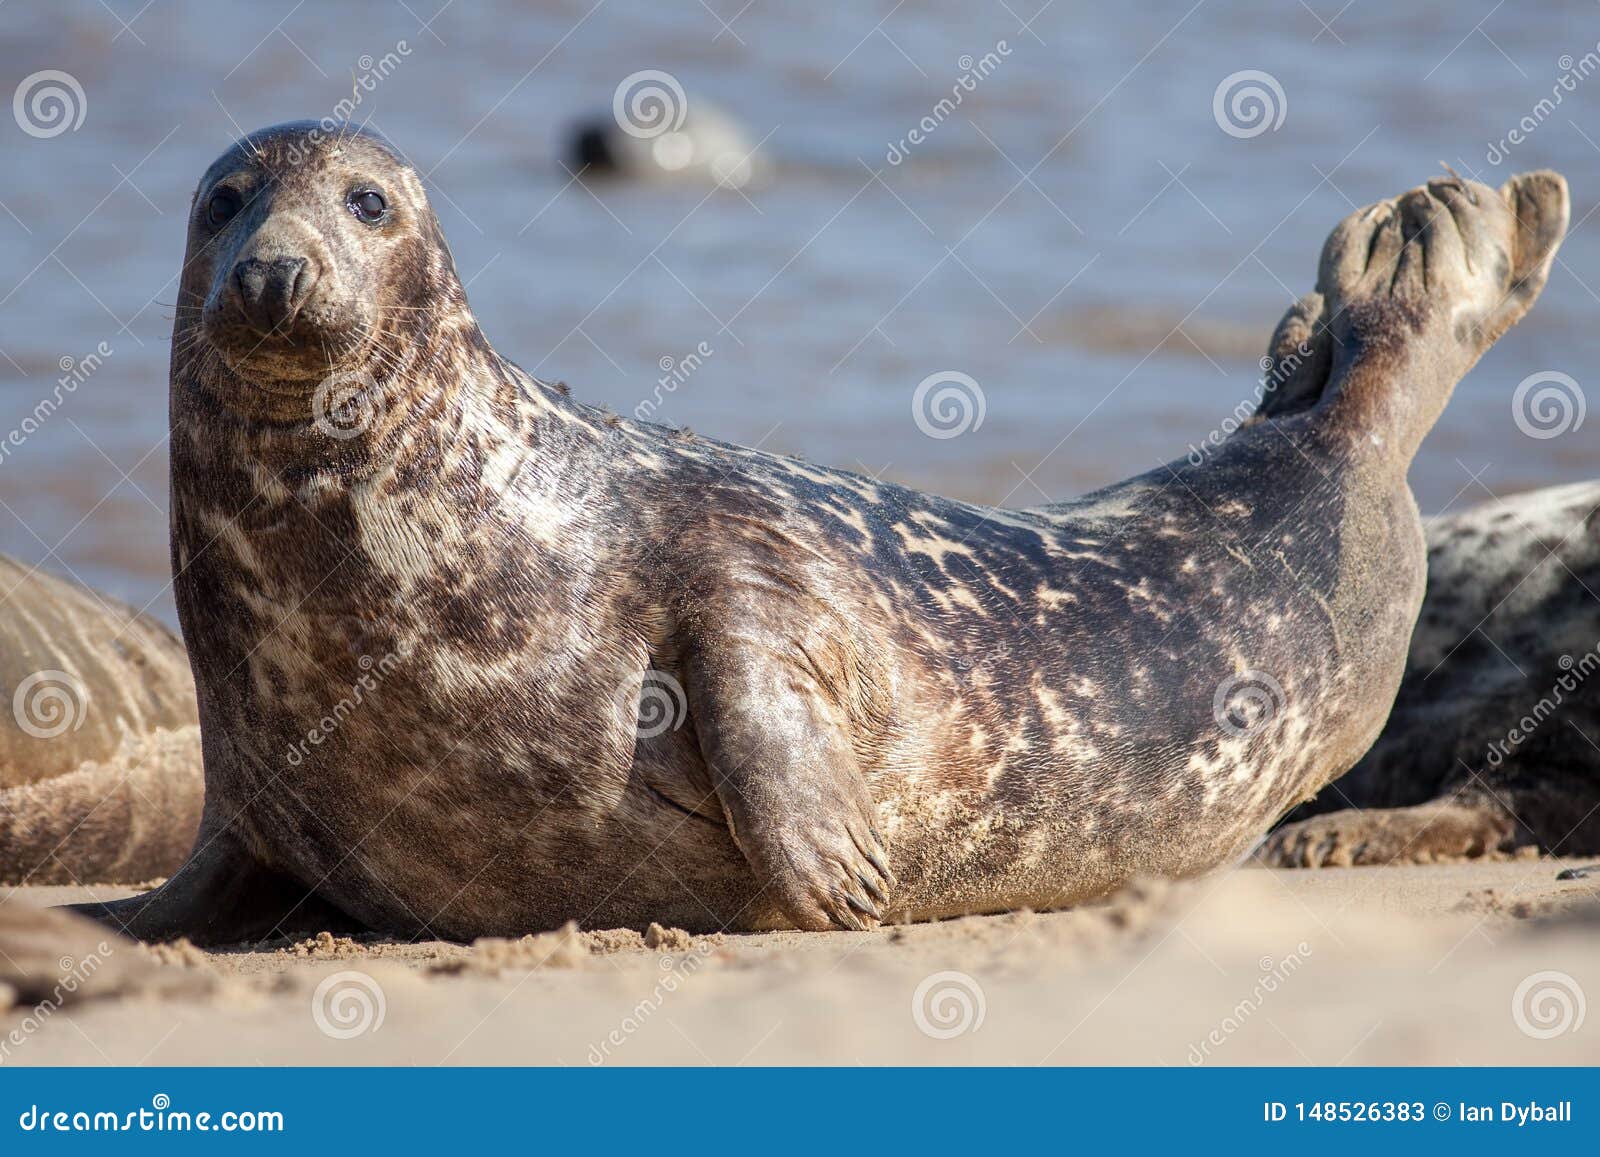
176;121;469;414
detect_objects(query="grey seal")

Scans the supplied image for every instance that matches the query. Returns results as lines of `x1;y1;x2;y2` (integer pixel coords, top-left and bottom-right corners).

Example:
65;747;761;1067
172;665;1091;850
567;95;760;188
1263;478;1600;867
65;122;1567;942
0;554;200;885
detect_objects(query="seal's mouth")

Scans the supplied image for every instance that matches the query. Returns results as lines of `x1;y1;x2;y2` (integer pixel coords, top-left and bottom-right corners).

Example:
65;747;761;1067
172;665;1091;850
199;302;370;386
197;240;374;385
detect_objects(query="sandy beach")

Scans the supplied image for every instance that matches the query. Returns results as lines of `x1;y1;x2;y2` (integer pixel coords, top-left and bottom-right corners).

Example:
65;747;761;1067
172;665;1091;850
4;857;1596;1067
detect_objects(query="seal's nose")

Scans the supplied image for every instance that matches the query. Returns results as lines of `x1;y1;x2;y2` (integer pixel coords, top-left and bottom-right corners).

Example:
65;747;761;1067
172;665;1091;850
232;256;315;333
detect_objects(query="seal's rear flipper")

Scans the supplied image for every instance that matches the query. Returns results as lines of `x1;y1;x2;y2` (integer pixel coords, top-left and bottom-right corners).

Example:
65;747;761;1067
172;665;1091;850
62;827;363;946
1251;170;1570;429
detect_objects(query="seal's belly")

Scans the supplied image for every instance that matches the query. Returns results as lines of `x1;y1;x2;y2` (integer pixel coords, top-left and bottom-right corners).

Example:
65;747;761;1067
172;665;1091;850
852;576;1402;918
221;659;764;936
219;551;1398;934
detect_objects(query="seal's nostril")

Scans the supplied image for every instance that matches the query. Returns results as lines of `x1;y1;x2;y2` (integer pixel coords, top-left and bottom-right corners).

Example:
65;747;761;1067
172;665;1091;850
231;256;313;331
234;259;266;306
286;258;316;311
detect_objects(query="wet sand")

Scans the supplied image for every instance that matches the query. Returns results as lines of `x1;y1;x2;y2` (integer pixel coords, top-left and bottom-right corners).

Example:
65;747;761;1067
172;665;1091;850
5;858;1597;1066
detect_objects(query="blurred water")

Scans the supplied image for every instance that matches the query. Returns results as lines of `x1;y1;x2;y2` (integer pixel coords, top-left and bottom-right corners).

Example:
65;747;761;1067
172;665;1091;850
0;0;1597;623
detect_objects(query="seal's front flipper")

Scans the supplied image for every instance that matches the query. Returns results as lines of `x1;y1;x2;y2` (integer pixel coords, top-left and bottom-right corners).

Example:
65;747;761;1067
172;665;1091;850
62;825;361;945
686;644;894;931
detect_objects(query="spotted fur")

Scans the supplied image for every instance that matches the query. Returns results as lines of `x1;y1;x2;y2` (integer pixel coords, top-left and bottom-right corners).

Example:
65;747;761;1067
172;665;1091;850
1267;479;1600;865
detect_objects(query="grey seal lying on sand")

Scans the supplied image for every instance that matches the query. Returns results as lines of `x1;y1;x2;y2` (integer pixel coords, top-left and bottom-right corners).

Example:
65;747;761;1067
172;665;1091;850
0;555;200;885
65;122;1567;942
1264;478;1600;867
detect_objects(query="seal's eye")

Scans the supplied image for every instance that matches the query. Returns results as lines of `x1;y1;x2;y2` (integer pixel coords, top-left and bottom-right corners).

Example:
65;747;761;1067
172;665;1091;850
206;188;242;228
348;188;388;224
